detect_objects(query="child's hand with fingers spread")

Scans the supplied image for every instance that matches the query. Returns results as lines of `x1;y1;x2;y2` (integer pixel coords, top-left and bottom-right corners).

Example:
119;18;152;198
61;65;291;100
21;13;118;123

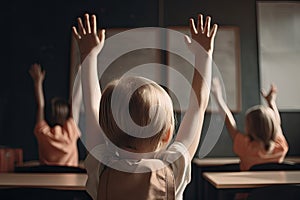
184;14;218;55
72;14;105;63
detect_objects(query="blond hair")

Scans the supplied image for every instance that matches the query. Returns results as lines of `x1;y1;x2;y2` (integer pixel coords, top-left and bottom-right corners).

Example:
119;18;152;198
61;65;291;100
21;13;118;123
245;105;278;151
99;76;174;152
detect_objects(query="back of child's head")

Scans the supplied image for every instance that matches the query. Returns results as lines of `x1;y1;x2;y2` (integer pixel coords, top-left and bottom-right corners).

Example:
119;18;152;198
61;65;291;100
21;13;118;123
99;76;175;153
50;97;71;126
245;105;278;151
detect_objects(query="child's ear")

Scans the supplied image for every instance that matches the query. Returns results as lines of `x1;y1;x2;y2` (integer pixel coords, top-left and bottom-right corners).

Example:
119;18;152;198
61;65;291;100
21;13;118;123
162;128;172;143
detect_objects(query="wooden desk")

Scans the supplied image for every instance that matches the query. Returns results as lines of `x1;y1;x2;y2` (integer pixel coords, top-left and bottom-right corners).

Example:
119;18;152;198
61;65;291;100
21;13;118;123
191;157;300;200
203;171;300;200
193;157;240;167
203;170;300;189
0;173;87;190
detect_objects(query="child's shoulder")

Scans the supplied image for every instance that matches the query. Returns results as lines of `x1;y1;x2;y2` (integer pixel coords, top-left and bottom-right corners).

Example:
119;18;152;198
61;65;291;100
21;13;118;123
234;132;250;142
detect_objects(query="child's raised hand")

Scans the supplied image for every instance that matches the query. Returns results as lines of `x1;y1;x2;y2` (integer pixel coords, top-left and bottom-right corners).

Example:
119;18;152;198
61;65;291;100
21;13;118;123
29;63;45;83
72;14;105;63
184;14;218;54
261;84;278;104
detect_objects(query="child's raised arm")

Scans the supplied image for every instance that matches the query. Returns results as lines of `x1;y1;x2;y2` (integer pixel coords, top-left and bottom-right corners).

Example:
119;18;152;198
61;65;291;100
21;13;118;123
69;68;82;124
72;14;106;148
29;63;46;123
175;14;218;158
211;77;239;140
261;84;281;125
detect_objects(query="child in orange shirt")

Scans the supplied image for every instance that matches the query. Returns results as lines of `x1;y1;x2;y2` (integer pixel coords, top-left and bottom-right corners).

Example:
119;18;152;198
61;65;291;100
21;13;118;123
29;64;81;167
212;78;288;171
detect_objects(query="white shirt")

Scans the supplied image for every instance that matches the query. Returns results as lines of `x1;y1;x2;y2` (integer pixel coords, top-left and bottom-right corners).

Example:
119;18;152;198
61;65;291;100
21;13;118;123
85;141;191;200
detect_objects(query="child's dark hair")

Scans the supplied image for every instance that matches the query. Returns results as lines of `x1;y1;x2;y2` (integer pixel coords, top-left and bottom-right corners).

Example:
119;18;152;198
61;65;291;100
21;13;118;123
50;97;71;126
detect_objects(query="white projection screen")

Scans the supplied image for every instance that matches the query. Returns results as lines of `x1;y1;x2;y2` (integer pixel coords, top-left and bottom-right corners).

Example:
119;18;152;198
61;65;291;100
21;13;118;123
257;1;300;111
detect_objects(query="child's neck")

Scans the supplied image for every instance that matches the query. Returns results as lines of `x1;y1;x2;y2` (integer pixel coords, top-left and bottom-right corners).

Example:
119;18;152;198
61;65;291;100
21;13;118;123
122;145;158;153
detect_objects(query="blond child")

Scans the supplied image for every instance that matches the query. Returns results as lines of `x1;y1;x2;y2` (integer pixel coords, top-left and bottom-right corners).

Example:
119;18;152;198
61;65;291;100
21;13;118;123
29;63;81;167
72;13;217;199
212;78;289;171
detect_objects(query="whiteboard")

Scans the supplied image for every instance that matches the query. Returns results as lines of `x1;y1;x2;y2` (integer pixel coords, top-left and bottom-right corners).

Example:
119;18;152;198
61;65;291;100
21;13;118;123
257;2;300;111
166;26;242;112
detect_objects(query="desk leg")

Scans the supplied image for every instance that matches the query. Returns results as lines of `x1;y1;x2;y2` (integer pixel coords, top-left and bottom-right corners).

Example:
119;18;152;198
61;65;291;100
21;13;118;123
218;190;228;200
204;181;235;200
219;189;251;200
204;180;219;200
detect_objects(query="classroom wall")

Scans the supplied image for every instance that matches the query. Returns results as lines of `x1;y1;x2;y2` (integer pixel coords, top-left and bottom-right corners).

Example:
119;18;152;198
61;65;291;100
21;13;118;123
0;0;299;161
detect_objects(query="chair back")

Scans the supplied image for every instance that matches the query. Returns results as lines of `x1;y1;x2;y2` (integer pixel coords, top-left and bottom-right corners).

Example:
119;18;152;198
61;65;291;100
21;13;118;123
249;162;300;171
14;165;86;173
